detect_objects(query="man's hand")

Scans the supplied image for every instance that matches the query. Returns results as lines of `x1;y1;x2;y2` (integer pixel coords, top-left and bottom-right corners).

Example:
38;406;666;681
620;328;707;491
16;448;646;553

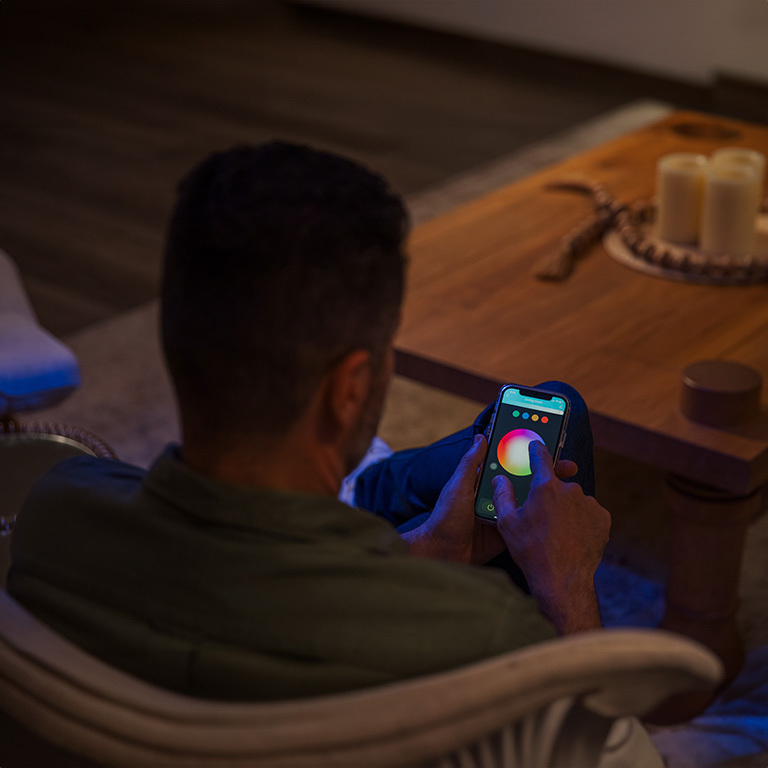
493;440;610;635
402;435;505;564
402;434;582;566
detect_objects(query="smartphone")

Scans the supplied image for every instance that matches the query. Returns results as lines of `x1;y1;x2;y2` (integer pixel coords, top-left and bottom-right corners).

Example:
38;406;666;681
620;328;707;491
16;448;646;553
475;384;570;521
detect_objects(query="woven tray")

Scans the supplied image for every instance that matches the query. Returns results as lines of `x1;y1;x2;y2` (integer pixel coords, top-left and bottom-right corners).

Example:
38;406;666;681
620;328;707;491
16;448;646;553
604;207;768;286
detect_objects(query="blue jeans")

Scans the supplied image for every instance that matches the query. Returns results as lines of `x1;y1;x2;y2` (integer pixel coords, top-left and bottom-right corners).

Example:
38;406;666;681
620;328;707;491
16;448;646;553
354;382;595;591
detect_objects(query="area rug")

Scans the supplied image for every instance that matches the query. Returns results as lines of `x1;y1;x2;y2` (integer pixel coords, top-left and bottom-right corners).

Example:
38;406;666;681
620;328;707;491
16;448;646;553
34;100;768;766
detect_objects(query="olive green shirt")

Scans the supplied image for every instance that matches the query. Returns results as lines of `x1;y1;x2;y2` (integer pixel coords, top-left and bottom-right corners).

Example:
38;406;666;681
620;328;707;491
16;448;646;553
8;447;555;700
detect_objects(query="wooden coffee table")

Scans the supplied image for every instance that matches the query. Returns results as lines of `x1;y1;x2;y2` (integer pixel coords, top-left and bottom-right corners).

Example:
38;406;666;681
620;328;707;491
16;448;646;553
395;111;768;709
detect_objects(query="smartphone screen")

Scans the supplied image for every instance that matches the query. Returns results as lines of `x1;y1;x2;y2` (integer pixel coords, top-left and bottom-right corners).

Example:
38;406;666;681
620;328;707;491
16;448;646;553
475;385;570;521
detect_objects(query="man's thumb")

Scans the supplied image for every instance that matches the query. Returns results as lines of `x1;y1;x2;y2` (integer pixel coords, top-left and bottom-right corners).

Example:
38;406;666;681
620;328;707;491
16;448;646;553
459;434;487;475
492;474;518;510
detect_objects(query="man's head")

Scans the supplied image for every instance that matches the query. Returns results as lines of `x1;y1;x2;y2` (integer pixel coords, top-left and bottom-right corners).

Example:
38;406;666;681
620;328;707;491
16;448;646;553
162;142;408;468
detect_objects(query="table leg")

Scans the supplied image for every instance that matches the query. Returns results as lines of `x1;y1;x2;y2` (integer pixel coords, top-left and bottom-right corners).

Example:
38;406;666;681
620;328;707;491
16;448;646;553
648;474;760;723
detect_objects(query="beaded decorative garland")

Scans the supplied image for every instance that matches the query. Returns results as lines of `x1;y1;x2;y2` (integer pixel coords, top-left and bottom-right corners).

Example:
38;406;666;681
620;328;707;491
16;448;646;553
536;179;768;285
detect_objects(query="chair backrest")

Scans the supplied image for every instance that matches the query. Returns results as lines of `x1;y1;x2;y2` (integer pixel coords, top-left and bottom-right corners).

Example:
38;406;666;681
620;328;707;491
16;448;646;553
0;589;722;768
0;426;116;589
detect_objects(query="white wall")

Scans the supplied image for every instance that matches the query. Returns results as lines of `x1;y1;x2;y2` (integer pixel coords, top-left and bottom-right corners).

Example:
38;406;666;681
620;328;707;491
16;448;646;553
315;0;768;86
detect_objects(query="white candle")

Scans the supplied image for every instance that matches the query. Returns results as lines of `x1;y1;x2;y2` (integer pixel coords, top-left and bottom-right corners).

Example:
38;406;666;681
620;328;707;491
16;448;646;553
711;147;766;191
700;162;760;256
656;153;708;244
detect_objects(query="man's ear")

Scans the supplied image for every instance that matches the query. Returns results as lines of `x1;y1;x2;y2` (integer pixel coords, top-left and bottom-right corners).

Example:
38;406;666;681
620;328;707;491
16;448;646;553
323;349;373;435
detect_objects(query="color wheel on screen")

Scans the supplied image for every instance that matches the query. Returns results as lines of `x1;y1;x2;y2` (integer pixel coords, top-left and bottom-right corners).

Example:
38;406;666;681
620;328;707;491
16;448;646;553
497;429;545;476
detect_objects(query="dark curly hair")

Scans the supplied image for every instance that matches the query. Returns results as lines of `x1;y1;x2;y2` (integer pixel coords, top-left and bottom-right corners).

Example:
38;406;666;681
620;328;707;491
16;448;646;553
161;141;408;439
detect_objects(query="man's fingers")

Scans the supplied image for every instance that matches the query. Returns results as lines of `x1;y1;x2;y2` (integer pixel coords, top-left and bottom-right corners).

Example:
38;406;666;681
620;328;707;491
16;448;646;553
452;434;487;489
492;474;518;511
463;433;487;468
554;459;578;479
528;439;554;483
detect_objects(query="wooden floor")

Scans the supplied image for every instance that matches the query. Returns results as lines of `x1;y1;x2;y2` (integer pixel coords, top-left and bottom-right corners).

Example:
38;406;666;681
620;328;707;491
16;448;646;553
0;0;728;337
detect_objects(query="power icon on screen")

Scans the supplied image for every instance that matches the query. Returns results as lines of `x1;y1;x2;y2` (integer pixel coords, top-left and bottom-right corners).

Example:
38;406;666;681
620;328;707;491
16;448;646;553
484;501;495;514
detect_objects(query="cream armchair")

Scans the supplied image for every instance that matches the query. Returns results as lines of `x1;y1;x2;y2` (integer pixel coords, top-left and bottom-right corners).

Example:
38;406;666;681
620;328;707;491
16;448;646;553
0;589;722;768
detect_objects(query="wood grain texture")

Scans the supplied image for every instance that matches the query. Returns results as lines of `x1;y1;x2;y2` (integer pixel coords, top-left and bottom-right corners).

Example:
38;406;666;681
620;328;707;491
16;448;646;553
396;112;768;493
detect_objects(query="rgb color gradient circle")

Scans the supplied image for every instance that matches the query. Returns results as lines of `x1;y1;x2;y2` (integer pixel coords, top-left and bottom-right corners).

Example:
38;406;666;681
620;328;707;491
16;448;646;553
497;429;545;476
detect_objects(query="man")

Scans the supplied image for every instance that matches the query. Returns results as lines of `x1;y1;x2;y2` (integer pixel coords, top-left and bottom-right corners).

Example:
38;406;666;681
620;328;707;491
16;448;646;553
8;142;610;701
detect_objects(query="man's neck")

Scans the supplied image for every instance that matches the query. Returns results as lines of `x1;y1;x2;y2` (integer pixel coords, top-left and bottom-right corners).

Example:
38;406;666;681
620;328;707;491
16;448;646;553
180;431;345;497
